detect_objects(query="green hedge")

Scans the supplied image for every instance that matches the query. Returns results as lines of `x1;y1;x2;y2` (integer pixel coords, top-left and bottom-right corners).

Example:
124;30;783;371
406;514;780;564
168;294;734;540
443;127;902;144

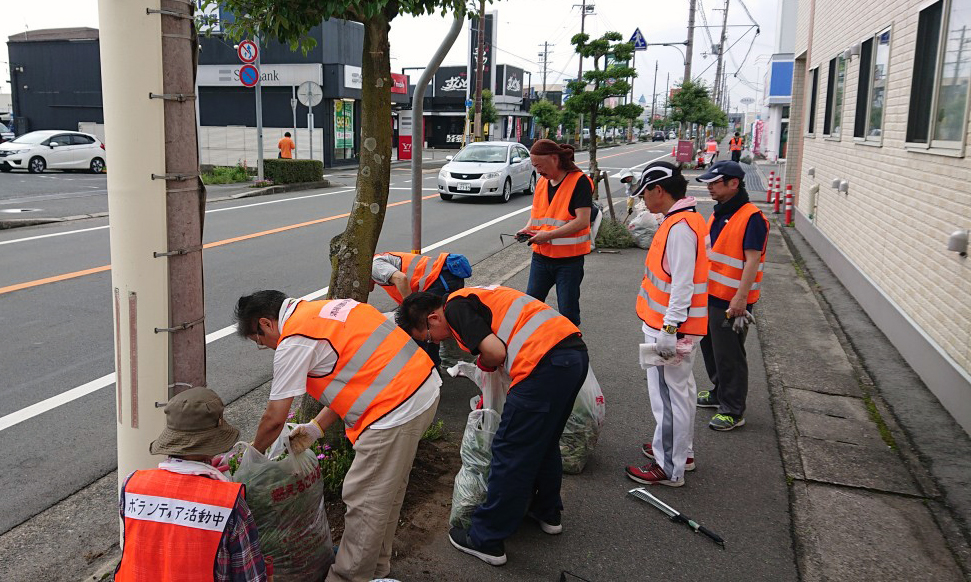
263;159;324;184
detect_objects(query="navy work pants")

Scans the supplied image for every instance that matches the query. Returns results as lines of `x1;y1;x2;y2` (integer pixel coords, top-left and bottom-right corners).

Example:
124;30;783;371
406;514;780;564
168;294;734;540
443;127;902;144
526;253;584;326
469;347;589;549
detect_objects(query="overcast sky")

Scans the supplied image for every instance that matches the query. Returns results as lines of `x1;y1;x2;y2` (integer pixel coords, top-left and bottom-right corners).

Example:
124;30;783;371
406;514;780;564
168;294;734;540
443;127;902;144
4;0;778;113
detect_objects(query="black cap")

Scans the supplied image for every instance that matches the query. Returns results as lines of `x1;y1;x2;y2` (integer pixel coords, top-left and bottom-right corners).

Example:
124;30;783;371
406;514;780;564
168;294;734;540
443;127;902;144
631;161;680;197
697;160;745;183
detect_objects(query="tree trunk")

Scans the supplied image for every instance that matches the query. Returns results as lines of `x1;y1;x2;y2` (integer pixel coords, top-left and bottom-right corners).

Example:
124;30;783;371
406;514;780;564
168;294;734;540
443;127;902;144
300;13;394;422
161;0;207;396
587;108;599;198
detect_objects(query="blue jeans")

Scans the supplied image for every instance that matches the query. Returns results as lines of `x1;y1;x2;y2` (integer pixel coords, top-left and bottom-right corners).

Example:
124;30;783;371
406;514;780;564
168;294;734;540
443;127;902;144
526;254;584;326
469;348;589;549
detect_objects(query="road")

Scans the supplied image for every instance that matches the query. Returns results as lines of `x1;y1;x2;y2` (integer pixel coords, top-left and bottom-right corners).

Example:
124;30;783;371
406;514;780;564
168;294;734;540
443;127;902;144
0;141;674;534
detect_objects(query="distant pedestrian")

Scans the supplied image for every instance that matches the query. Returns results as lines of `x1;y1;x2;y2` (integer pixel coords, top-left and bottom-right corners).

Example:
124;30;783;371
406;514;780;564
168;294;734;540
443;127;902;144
278;131;296;159
519;139;593;326
114;387;267;582
729;132;744;162
695;161;769;431
626;162;709;487
397;286;588;567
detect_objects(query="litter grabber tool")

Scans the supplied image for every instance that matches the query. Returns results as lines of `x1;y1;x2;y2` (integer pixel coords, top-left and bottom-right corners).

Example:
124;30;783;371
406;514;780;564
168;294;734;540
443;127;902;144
628;487;725;548
499;232;534;246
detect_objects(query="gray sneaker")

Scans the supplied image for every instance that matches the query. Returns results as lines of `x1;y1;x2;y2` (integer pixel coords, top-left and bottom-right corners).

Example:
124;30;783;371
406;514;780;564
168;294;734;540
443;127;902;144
709;413;745;431
697;390;718;408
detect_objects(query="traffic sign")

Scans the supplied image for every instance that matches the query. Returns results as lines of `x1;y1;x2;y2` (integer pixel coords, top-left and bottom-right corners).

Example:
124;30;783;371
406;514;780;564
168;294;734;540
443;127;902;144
630;28;647;51
465;98;473;108
740;97;755;105
237;40;259;64
239;64;259;87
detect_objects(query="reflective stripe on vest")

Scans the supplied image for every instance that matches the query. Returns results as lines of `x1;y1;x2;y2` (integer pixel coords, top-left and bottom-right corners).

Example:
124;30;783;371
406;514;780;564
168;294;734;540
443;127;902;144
446;286;580;387
115;469;242;582
531;172;592;258
729;138;743;151
377;252;449;304
636;211;710;335
706;203;769;303
707;142;718;153
279;299;433;443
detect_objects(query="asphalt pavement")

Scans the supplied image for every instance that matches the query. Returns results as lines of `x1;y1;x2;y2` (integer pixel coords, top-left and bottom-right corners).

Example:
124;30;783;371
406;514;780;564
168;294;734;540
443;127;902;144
0;141;673;537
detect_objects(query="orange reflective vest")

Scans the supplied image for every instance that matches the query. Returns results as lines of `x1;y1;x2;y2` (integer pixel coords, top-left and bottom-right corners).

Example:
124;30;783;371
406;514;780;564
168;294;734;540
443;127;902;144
530;171;592;258
706;141;718;153
116;469;243;582
637;210;710;335
729;137;743;151
707;203;769;304
279;299;434;443
446;286;581;388
376;252;449;304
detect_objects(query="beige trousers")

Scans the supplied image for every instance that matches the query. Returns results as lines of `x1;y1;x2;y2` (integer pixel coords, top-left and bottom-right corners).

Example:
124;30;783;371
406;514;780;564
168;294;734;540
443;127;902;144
325;396;440;582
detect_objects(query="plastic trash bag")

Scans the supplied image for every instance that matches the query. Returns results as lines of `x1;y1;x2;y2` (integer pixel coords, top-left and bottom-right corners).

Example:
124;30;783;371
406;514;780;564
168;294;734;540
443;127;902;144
590;201;604;251
627;209;659;249
230;428;334;582
560;368;606;474
447;362;509;528
639;338;697;368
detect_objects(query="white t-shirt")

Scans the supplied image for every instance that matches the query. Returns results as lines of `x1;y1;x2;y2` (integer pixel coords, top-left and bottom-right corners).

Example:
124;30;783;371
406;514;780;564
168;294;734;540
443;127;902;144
269;298;441;430
371;254;404;286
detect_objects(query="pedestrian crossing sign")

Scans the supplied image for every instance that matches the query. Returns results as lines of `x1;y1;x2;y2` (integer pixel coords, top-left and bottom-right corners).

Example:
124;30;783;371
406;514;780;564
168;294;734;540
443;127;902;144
630;28;647;51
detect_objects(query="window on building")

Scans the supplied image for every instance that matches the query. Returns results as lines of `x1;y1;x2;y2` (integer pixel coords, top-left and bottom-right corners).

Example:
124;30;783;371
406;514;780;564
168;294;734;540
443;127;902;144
824;55;847;137
808;68;819;134
907;0;971;148
824;60;835;134
855;28;892;140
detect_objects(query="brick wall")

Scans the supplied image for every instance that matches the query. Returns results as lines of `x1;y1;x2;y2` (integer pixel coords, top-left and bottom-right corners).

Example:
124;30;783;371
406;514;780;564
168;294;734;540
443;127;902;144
792;0;971;375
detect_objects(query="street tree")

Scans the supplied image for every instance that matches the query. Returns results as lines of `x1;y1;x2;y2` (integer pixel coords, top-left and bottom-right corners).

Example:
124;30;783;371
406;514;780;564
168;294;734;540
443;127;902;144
214;0;475;420
563;31;636;193
529;99;561;139
669;80;727;140
559;109;579;141
467;89;498;128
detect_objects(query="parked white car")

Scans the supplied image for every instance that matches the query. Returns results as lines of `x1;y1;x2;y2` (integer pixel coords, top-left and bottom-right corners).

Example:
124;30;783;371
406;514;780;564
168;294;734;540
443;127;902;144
0;130;107;173
437;141;535;203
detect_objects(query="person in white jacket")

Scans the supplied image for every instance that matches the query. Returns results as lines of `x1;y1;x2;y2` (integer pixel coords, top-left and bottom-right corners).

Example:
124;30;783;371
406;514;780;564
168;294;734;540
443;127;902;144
626;162;710;487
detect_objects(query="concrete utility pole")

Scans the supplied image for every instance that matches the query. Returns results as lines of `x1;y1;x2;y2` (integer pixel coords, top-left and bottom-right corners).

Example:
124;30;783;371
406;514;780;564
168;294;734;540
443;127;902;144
411;11;464;253
574;0;592;147
473;0;486;141
685;0;696;82
665;72;670;117
713;0;730;106
651;60;658;129
99;0;172;496
539;41;553;99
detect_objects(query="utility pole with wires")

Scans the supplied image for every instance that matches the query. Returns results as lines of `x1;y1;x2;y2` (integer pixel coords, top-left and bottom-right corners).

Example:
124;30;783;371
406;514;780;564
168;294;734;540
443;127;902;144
651;60;658;129
573;0;594;146
473;0;486;141
713;0;731;107
538;41;554;99
685;0;696;83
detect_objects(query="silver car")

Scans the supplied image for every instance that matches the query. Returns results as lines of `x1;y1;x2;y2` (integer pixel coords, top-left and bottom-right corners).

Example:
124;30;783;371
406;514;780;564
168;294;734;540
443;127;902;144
437;141;536;203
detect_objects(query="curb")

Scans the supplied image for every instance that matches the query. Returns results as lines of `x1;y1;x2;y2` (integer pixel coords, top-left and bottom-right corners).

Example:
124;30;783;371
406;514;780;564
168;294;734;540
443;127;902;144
0;180;335;231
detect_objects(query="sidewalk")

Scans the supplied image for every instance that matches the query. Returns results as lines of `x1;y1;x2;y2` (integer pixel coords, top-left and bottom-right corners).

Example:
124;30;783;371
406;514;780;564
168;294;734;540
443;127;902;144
2;179;969;580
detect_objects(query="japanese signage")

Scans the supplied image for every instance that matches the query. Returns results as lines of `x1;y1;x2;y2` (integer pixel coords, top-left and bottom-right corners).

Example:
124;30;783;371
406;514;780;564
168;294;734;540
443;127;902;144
197;64;322;87
335;100;354;149
344;65;363;90
468;12;497;100
391;73;409;94
398;111;413;160
434;66;469;102
495;65;524;98
124;493;232;532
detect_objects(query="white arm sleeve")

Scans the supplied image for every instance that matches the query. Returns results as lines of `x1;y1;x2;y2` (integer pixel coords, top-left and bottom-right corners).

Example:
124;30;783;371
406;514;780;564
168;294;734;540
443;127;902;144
664;221;699;328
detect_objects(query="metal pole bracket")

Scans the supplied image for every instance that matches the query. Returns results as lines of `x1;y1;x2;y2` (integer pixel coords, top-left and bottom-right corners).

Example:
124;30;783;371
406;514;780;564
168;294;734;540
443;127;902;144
154;316;205;334
151;173;199;181
153;245;203;258
149;92;197;102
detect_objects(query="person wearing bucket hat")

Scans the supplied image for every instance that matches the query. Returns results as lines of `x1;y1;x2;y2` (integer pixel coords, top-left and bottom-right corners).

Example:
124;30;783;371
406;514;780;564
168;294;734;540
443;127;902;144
235;290;440;582
695;160;769;432
115;387;267;582
626;162;709;487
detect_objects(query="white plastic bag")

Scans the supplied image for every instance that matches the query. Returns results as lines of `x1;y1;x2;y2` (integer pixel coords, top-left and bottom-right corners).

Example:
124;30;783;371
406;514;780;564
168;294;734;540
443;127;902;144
590;201;604;251
447;362;509;528
560;367;606;474
627;210;659;249
230;428;334;582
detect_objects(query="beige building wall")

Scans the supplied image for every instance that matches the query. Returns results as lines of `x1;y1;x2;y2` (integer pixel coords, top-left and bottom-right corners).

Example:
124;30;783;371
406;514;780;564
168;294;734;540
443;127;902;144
791;0;971;433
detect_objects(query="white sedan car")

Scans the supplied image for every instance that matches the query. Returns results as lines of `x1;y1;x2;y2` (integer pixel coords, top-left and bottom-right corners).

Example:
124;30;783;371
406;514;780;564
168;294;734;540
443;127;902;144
437;141;536;203
0;130;107;173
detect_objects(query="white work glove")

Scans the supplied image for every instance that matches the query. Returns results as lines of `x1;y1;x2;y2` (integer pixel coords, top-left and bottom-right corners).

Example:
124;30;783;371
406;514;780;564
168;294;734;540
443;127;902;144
731;311;756;334
288;419;324;455
656;331;677;359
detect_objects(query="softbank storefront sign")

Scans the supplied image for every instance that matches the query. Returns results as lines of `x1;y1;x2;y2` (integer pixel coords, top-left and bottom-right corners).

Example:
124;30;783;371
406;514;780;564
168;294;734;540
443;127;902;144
197;64;323;87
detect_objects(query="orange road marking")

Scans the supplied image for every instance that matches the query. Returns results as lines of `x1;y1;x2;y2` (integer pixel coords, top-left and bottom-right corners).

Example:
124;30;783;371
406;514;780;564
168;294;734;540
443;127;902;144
0;193;438;296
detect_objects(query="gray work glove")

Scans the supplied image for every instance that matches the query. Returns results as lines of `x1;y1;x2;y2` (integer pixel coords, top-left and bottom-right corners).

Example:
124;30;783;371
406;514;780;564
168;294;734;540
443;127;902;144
731;311;756;334
656;331;678;359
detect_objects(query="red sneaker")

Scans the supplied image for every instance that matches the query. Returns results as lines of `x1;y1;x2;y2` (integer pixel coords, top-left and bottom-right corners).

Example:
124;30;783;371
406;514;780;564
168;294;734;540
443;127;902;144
626;462;684;487
641;442;695;471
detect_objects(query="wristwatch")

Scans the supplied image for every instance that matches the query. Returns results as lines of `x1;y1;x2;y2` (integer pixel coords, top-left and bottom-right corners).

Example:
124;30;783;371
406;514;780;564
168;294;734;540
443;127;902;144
661;324;678;335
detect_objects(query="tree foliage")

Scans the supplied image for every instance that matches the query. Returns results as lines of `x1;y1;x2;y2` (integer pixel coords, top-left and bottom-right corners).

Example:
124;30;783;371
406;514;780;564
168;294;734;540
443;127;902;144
529;99;561;138
669;81;727;128
562;31;637;191
467;89;498;125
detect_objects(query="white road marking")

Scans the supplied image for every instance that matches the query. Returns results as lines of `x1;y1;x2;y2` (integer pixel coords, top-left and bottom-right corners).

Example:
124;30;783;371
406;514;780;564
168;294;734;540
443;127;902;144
0;204;531;432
